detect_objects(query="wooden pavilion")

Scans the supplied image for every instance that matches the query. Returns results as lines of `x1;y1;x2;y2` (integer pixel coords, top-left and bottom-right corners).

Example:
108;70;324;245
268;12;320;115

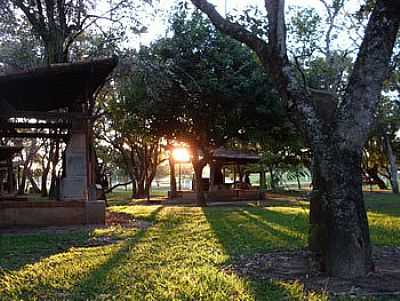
0;57;118;226
207;147;263;201
172;147;263;202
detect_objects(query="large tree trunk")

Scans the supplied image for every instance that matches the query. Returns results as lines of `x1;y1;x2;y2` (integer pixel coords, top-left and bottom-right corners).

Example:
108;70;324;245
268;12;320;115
309;155;326;256
135;178;146;198
44;33;66;64
384;133;399;194
311;146;373;277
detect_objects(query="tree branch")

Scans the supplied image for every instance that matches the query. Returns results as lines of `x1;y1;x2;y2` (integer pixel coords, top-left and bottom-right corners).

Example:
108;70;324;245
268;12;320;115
337;0;400;149
190;0;270;65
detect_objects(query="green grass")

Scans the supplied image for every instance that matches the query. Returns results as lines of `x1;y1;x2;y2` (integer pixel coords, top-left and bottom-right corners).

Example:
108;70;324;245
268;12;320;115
0;192;399;300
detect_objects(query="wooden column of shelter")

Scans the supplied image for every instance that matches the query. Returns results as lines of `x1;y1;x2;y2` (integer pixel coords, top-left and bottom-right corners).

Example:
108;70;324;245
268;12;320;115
0;146;22;196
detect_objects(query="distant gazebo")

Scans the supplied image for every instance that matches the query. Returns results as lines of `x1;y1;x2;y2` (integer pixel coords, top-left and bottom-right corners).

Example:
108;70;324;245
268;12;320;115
0;57;118;226
210;146;261;187
171;146;263;202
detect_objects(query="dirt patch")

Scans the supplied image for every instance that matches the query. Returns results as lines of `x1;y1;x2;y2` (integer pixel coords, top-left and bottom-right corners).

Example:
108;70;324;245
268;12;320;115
223;247;400;298
106;211;152;230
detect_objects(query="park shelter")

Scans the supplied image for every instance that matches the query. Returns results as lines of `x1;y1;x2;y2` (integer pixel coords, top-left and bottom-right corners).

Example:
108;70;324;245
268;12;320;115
172;147;263;201
0;57;118;226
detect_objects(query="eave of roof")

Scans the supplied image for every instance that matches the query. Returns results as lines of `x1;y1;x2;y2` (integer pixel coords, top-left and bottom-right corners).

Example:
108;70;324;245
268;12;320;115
211;147;261;163
0;56;118;112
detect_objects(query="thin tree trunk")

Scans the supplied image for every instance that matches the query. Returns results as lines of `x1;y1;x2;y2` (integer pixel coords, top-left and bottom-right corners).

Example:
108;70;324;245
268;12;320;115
193;162;206;206
296;170;301;190
169;156;177;198
260;168;266;190
269;166;276;191
41;172;49;196
28;172;41;194
131;178;137;198
366;166;387;189
384;133;399;194
49;140;60;199
18;166;28;194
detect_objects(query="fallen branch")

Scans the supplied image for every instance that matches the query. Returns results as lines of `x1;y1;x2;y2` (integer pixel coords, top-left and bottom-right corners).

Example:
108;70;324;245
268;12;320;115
105;180;133;194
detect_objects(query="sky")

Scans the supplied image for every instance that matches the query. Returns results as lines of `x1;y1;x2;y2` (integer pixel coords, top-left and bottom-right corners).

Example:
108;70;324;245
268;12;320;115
133;0;364;47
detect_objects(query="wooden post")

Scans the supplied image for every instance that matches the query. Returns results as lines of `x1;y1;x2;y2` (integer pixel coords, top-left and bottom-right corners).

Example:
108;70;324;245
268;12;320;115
7;159;14;194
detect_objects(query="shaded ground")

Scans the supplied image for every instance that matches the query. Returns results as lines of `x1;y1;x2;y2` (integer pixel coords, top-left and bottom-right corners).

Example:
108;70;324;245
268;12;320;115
224;246;400;298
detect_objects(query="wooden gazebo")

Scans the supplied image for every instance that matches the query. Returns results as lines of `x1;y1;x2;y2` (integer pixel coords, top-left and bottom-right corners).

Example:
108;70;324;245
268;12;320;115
207;147;262;201
0;57;118;226
171;147;263;202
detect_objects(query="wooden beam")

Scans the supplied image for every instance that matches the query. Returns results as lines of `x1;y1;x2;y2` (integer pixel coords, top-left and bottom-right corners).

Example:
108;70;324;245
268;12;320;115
0;132;69;140
0;110;90;120
0;122;72;129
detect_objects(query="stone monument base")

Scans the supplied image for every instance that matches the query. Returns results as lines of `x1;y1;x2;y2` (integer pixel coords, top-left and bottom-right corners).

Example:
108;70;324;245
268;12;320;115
0;200;105;227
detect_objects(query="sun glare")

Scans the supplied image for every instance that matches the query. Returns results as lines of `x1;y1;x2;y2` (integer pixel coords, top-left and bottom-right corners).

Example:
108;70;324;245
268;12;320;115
172;147;190;162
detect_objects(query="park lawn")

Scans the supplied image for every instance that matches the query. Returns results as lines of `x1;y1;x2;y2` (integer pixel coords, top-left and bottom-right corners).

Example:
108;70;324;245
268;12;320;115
0;193;399;301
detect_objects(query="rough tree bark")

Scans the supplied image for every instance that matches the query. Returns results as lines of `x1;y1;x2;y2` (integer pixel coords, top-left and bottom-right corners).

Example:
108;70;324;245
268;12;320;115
191;0;400;278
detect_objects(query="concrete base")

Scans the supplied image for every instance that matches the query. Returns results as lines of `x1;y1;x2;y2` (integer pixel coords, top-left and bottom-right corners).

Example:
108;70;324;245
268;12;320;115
0;200;105;227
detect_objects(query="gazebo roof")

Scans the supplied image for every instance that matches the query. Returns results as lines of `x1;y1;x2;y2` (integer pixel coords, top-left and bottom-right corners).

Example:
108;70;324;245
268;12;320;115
0;56;118;112
0;146;22;161
211;147;261;164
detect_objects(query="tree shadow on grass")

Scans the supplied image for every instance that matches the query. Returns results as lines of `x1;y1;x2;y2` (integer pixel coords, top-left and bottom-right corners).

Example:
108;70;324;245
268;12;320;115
65;206;164;300
364;192;400;218
0;228;91;272
203;207;307;256
0;206;163;273
203;206;310;299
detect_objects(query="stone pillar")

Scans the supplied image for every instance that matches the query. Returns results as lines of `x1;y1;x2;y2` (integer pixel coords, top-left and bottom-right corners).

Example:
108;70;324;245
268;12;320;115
60;124;88;201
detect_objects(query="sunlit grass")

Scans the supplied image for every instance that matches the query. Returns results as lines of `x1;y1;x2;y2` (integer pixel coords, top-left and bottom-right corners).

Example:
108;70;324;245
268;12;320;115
0;192;399;300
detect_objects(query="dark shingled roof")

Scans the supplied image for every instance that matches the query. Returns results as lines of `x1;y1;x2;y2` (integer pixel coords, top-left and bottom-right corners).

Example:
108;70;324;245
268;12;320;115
211;147;261;164
0;56;118;112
